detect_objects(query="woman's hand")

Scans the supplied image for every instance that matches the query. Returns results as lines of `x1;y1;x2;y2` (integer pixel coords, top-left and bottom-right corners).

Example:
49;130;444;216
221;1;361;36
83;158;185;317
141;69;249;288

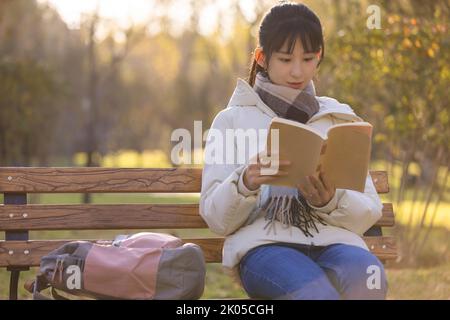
297;170;336;207
243;154;291;191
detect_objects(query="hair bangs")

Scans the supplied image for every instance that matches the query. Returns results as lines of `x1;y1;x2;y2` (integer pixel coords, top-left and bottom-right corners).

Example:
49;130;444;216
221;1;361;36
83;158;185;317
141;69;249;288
271;18;323;56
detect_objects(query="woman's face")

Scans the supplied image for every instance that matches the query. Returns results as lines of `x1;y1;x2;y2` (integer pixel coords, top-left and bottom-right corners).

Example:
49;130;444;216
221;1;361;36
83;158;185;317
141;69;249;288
261;38;320;90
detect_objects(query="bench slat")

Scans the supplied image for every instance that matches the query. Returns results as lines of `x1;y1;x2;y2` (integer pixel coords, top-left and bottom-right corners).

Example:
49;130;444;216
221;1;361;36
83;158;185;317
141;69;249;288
0;203;395;230
0;168;389;193
0;236;397;266
0;168;202;193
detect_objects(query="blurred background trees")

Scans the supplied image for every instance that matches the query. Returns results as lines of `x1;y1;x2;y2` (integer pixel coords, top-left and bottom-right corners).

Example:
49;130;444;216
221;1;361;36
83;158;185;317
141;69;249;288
0;0;448;266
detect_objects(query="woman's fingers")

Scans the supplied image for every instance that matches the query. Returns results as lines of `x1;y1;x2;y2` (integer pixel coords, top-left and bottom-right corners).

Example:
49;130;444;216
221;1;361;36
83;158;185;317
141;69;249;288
297;178;316;199
254;169;289;183
297;184;308;197
251;170;289;179
258;160;291;169
255;175;287;185
248;160;291;178
246;165;288;184
308;175;328;199
319;170;334;191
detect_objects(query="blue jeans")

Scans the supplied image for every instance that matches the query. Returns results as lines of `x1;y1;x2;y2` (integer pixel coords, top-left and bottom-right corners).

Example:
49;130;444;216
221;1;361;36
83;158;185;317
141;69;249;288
239;243;387;300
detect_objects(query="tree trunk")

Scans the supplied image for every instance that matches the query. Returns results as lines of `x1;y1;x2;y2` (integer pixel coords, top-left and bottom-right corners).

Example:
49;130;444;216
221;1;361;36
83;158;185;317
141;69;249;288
414;164;449;255
407;146;444;260
83;14;100;204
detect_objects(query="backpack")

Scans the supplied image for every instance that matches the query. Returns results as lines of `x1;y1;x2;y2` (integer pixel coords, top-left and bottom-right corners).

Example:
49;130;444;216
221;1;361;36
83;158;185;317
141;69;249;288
26;232;206;300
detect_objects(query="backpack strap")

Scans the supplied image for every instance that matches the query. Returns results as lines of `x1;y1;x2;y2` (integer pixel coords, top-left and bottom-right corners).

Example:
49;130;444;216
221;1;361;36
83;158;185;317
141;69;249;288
25;274;52;300
25;274;69;300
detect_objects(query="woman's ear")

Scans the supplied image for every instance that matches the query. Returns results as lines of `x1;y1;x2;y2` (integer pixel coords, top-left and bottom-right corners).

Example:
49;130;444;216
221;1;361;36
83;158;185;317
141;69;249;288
254;47;266;69
316;48;323;64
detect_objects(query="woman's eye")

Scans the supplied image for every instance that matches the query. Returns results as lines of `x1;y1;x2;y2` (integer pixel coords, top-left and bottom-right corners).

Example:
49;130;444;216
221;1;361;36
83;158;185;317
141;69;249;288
279;58;291;63
304;57;314;61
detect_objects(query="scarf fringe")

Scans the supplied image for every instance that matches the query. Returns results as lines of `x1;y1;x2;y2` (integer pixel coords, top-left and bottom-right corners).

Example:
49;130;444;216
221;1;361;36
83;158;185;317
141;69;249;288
262;194;327;237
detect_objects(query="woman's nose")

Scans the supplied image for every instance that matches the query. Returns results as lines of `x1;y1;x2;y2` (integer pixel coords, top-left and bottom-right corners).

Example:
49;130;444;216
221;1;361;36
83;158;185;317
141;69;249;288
290;61;303;78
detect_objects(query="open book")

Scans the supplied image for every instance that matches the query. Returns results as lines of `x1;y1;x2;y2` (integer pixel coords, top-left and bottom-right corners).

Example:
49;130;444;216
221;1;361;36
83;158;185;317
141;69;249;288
261;117;373;193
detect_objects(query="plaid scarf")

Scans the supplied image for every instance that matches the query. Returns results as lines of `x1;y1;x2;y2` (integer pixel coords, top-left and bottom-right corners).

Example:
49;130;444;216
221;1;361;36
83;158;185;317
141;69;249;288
251;72;327;236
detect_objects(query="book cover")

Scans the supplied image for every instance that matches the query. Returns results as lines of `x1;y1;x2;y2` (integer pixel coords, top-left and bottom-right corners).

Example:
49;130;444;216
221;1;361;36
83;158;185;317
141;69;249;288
262;117;373;193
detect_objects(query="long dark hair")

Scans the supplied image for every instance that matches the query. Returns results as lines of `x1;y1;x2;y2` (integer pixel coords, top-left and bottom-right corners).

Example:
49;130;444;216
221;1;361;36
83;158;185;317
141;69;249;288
247;2;325;86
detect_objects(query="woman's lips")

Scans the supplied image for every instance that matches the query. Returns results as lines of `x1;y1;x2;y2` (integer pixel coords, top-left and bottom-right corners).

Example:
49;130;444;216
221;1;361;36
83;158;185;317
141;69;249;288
287;82;304;89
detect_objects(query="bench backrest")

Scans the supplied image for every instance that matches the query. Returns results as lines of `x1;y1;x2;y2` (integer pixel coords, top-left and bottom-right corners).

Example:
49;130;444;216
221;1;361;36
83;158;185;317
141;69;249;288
0;168;397;297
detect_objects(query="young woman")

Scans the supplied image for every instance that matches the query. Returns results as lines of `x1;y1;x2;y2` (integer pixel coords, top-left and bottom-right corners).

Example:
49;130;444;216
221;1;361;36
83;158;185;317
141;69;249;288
200;2;387;300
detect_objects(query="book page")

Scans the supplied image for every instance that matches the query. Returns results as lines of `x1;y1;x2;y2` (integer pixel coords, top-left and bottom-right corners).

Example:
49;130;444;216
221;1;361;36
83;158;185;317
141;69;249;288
321;122;373;192
264;119;325;188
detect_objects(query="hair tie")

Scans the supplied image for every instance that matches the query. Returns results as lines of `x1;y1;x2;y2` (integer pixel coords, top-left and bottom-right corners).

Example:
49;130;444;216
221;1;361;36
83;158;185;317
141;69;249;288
254;48;264;65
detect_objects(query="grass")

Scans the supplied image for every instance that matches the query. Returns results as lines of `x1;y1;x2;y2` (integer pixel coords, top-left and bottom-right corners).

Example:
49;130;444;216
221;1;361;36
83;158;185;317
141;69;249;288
386;263;450;299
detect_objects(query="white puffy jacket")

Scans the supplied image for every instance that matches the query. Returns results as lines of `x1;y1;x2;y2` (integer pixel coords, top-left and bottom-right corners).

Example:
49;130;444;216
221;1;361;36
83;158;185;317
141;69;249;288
200;78;383;268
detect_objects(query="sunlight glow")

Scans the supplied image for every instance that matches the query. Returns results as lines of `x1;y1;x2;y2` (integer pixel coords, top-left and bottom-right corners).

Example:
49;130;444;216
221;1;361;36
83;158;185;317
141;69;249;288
39;0;155;28
38;0;259;37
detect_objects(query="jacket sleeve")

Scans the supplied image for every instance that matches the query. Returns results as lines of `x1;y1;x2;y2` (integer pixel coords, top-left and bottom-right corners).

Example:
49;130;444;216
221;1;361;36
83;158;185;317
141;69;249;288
199;110;260;236
311;172;383;236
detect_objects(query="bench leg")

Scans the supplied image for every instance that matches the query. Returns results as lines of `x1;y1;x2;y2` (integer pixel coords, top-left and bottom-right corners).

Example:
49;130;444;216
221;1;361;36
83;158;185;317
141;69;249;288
9;270;21;300
364;225;382;236
4;194;29;300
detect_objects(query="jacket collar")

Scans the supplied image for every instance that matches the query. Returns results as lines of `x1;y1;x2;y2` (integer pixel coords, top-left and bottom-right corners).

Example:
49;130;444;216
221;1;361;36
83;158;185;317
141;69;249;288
227;78;363;123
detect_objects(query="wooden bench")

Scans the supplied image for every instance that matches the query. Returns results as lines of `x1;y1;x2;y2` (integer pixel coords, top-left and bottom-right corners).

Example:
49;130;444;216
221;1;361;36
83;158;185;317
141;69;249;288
0;167;397;300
